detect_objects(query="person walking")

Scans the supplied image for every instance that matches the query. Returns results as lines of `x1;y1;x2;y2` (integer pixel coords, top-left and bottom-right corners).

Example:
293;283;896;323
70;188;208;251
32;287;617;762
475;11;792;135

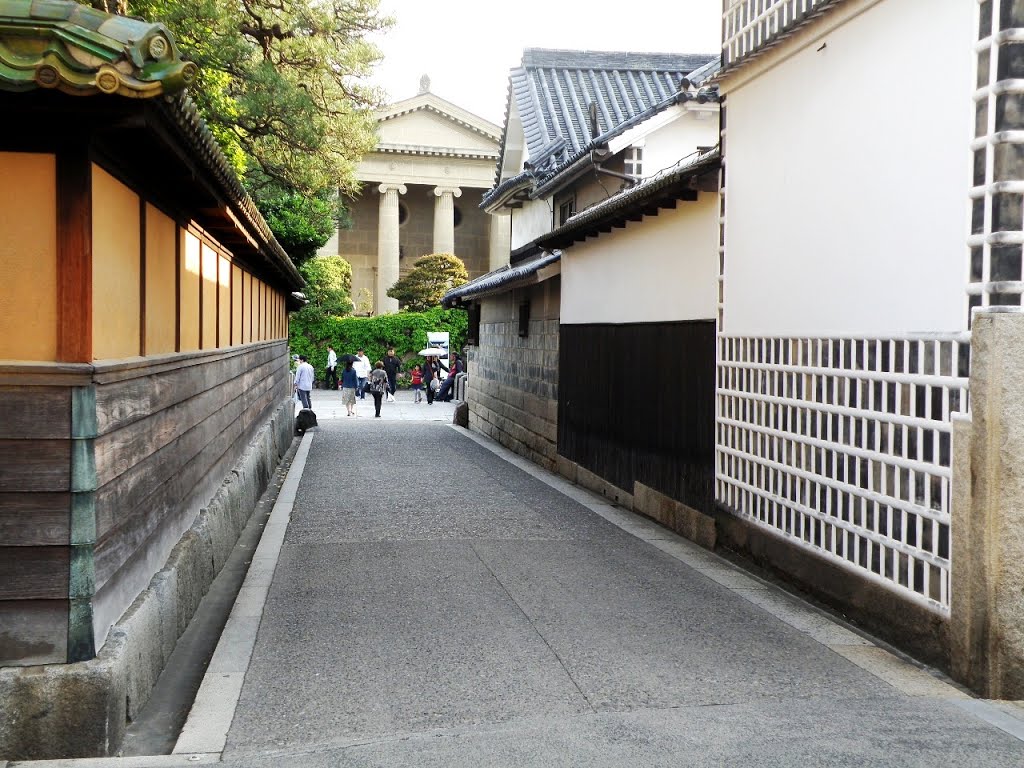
340;359;358;417
368;361;389;418
410;365;423;403
354;349;371;399
294;355;314;410
424;358;440;405
383;347;402;402
324;345;339;390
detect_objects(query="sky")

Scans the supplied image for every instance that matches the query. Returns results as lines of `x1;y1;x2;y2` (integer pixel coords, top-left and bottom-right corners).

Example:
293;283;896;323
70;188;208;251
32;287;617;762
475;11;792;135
367;0;723;126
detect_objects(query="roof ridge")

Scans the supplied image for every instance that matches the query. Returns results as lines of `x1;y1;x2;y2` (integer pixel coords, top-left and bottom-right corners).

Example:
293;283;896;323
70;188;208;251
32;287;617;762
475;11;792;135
521;48;718;72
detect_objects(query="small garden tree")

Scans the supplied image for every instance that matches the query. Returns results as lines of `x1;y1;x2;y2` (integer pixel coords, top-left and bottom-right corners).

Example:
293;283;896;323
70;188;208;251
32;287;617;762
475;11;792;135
387;253;468;311
298;255;353;317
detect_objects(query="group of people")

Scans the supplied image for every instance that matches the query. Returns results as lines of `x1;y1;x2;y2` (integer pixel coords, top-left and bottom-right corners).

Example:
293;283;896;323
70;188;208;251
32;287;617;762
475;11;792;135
299;345;463;419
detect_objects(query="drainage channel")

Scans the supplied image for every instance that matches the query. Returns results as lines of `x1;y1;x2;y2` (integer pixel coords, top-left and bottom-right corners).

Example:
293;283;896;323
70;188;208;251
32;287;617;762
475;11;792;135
115;439;301;758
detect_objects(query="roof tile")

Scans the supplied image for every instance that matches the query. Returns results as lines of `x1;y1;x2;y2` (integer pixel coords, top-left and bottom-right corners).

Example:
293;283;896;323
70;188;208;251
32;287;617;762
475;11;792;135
498;48;717;180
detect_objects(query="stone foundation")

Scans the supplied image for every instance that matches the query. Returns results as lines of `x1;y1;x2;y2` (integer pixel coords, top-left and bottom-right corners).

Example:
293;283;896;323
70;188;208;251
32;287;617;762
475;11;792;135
467;290;559;470
469;376;557;470
0;400;293;760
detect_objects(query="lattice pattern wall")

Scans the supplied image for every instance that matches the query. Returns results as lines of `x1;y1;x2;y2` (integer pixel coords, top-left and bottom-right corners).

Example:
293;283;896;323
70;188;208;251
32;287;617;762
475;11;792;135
969;0;1024;316
716;335;970;613
722;0;840;69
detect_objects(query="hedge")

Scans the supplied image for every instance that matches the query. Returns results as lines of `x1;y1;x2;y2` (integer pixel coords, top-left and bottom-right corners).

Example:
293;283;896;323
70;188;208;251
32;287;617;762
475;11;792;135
288;306;468;379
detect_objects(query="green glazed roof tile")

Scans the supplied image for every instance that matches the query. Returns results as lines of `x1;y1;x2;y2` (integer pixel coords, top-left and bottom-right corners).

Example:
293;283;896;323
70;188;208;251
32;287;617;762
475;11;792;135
0;0;197;96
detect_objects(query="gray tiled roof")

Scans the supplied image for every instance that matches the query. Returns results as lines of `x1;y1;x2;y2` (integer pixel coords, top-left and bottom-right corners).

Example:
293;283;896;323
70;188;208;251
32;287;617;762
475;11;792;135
442;250;561;307
505;48;717;178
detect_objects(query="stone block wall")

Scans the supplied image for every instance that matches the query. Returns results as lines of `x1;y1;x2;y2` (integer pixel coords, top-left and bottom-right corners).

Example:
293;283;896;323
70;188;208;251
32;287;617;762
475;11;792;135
467;281;559;470
453;188;490;279
0;397;293;759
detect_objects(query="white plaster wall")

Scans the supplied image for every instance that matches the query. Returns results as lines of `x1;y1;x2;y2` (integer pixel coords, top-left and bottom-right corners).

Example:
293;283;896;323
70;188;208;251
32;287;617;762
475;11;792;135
723;0;974;336
635;111;719;180
512;197;553;250
561;195;718;324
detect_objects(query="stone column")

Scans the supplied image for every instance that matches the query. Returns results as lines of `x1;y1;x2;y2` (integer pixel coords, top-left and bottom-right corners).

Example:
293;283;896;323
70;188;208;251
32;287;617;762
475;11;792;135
376;183;405;314
432;186;461;254
951;311;1024;698
488;211;512;272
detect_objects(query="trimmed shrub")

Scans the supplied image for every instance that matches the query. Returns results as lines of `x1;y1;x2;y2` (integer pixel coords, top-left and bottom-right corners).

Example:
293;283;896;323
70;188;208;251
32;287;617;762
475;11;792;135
289;306;468;381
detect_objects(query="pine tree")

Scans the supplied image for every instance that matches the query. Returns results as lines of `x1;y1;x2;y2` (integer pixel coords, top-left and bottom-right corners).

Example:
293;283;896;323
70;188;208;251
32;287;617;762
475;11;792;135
387;254;469;312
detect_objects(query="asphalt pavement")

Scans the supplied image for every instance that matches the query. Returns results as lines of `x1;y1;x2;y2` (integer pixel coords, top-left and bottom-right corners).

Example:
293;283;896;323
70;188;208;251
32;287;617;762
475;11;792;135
184;403;1024;767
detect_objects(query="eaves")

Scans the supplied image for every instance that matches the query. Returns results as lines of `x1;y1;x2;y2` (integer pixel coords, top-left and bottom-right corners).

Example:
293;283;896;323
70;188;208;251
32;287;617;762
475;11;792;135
536;149;720;251
442;249;562;307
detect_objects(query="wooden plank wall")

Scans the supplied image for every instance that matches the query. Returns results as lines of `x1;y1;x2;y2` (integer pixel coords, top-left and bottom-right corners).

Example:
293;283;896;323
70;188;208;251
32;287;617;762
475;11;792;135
90;342;289;635
558;321;717;513
0;384;74;665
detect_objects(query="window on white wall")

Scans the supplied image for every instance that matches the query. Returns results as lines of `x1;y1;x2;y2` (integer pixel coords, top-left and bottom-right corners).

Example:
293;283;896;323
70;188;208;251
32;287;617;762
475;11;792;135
557;196;576;227
624;146;643;178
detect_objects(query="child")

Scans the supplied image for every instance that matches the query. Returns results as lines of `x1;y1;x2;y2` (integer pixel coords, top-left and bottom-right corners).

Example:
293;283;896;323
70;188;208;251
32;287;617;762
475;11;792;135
410;365;424;403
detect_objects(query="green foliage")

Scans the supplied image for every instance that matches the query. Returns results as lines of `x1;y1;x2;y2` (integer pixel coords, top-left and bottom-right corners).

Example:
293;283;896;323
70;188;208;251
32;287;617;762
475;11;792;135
386;253;469;312
122;0;390;197
297;256;353;317
253;181;343;266
92;0;390;267
289;306;468;382
353;287;374;316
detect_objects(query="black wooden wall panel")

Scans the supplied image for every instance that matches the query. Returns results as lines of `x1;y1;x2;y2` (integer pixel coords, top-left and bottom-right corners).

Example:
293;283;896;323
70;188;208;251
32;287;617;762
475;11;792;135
558;321;716;513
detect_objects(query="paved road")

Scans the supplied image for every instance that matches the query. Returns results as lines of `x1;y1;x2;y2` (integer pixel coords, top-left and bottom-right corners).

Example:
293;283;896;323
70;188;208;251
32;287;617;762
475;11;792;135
219;421;1024;767
295;387;457;421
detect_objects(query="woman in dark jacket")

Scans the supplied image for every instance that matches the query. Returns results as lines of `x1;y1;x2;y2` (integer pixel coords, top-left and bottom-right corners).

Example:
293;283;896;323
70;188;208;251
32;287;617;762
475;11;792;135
368;361;389;417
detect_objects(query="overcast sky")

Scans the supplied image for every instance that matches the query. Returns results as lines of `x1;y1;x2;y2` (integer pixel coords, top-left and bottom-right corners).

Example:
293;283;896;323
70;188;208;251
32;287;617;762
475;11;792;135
367;0;723;126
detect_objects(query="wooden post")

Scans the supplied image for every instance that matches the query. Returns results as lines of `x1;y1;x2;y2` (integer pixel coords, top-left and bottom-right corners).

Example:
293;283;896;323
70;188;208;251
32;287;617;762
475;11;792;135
57;146;93;363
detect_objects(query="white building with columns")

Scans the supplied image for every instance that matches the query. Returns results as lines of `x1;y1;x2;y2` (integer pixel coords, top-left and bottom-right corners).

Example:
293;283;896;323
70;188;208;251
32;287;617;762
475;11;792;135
318;78;509;313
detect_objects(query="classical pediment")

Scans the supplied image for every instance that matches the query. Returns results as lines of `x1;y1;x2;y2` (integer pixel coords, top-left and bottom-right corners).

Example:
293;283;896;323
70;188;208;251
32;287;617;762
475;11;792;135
375;92;500;158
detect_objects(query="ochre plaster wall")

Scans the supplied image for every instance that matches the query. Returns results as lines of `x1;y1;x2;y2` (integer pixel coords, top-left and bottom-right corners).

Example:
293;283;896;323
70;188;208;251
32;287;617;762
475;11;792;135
201;242;217;349
561;197;719;324
180;231;201;351
145;204;177;355
218;256;230;347
0;152;57;361
92;165;141;361
232;264;243;345
242;271;252;343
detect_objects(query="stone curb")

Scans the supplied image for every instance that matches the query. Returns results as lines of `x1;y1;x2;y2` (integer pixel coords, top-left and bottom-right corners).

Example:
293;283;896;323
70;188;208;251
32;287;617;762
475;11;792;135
172;431;313;756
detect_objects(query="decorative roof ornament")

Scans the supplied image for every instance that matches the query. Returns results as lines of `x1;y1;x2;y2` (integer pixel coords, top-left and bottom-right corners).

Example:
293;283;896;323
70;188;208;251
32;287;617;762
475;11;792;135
0;0;198;97
418;73;430;94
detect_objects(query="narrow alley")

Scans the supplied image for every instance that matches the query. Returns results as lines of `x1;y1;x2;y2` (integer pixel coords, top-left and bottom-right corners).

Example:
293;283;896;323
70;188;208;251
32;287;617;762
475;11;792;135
162;399;1024;767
